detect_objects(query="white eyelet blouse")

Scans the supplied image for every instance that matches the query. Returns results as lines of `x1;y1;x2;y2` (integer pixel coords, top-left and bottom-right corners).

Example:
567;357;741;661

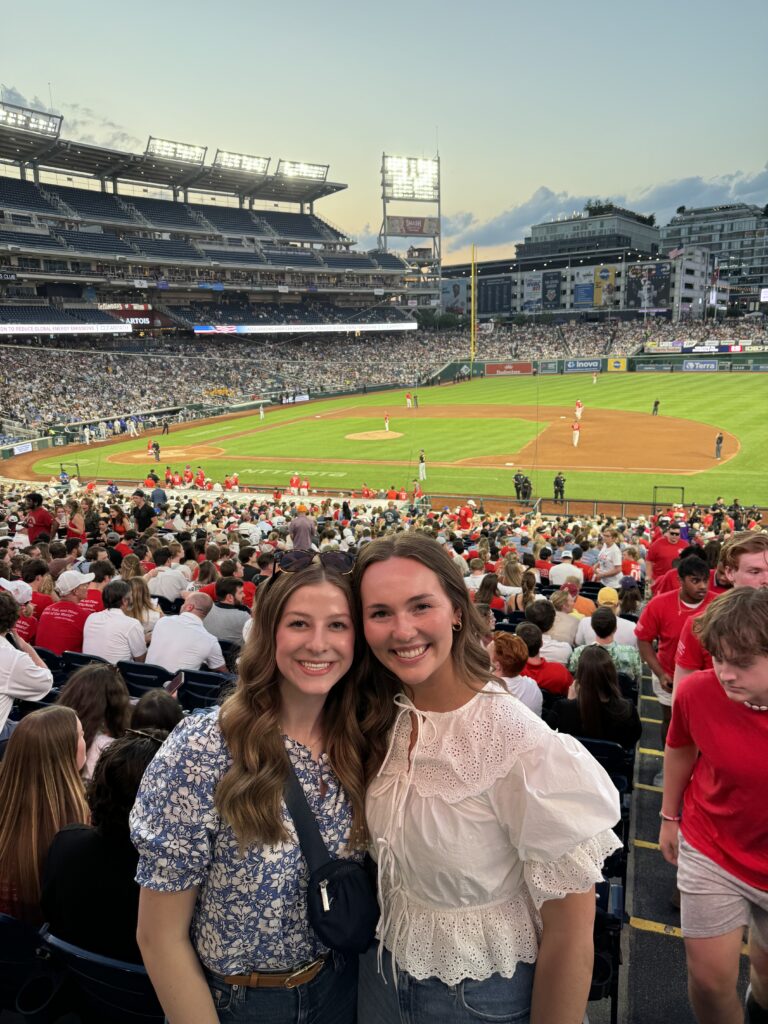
366;684;621;986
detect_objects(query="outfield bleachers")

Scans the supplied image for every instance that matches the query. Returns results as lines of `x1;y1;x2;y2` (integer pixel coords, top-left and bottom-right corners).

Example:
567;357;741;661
124;196;204;231
43;184;138;223
187;203;262;235
0;176;60;215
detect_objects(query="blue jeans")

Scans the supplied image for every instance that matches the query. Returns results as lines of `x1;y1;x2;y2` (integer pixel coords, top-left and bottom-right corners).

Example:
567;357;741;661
358;945;534;1023
204;954;357;1023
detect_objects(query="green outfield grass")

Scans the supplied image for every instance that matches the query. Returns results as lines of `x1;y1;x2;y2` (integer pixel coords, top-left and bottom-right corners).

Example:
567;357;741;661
30;374;768;504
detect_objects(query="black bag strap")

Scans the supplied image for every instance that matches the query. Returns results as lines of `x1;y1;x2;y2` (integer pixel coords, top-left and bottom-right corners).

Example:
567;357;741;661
283;760;331;873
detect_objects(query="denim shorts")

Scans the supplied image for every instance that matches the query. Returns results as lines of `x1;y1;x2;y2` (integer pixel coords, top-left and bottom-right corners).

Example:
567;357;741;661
358;944;534;1023
204;952;357;1024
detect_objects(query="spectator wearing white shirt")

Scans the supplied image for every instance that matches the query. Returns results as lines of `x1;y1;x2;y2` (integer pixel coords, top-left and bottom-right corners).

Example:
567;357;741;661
464;558;486;591
575;588;638;647
525;599;573;665
491;632;543;716
145;593;227;673
0;590;54;745
593;528;623;586
82;581;147;665
548;551;584;587
146;547;189;603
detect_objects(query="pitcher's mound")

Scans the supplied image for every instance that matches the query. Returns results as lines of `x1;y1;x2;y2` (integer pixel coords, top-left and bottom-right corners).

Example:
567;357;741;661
345;431;402;441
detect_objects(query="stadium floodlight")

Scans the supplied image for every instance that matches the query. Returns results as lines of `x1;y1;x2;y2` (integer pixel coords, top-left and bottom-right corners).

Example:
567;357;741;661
0;101;61;137
146;136;206;164
276;160;328;181
213;150;270;174
382;155;439;202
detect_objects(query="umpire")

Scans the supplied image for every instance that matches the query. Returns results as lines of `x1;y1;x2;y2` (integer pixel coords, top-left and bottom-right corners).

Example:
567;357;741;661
554;472;566;503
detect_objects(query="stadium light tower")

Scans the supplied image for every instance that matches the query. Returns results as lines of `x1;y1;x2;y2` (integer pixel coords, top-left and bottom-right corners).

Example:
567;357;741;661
275;159;328;181
379;153;441;309
145;137;206;164
0;101;61;137
213;150;270;175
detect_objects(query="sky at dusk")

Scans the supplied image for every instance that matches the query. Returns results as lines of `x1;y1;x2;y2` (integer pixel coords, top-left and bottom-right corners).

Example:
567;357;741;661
2;0;767;264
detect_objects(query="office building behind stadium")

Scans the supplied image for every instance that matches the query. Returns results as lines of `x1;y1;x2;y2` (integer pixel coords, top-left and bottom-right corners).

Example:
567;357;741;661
0;101;422;341
660;203;768;312
443;203;726;321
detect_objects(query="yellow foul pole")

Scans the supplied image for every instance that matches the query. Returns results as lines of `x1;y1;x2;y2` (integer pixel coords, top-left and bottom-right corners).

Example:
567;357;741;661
470;243;477;375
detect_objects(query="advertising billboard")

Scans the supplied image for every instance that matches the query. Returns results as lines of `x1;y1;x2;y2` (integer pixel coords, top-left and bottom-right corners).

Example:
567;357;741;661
626;262;671;310
522;272;542;312
682;359;718;372
565;358;601;372
607;357;627;372
194;322;417;335
542;270;562;310
594;266;617;307
572;267;594;307
441;279;468;315
538;359;559;374
385;215;439;237
485;362;533;376
645;339;683;352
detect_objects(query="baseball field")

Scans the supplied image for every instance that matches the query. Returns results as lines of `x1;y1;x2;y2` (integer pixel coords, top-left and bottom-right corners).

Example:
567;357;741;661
14;373;768;506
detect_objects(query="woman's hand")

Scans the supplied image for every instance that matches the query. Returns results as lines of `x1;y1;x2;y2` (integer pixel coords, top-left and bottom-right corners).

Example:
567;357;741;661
659;820;680;865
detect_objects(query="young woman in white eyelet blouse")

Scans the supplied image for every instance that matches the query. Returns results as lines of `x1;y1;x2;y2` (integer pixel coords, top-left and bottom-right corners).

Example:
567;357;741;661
352;534;621;1024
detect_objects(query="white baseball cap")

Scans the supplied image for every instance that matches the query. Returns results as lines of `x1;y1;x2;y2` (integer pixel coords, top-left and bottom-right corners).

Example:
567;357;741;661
0;578;33;605
56;570;95;596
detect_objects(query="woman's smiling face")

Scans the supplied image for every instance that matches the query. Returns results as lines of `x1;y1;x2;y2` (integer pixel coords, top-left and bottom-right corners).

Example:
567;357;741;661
360;557;461;702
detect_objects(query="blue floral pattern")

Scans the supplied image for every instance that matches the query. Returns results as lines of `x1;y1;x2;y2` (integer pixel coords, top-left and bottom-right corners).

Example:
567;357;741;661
130;708;361;974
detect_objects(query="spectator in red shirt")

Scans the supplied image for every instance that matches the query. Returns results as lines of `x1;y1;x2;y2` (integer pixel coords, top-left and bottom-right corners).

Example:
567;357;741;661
79;561;117;615
654;545;706;594
199;558;256;609
646;523;688;594
24;494;54;544
660;588;768;1024
635;557;713;781
515;621;573;696
36;571;95;656
21;560;56;619
0;580;37;644
674;531;768;689
535;547;553;581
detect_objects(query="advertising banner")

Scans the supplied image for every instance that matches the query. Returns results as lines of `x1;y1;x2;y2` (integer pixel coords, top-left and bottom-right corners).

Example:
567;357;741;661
682;359;718;372
538;359;559;374
485;361;533;376
194;322;417;335
0;322;131;336
542;270;562;310
607;357;627;372
626;262;671;310
441;279;468;315
522;272;542;312
385;215;439;237
573;267;594;307
645;339;683;352
565;358;602;372
637;363;672;372
594;266;617;307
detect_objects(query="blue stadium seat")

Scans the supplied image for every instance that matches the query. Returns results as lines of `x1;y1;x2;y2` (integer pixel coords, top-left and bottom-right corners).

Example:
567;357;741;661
62;651;111;675
0;913;43;1013
0;177;59;215
44;184;139;223
116;661;174;699
125;196;200;231
58;229;136;257
0;229;66;252
9;688;61;723
34;928;164;1024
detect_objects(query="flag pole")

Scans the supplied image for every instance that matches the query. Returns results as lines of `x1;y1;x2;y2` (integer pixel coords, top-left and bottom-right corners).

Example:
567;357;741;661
470;243;477;376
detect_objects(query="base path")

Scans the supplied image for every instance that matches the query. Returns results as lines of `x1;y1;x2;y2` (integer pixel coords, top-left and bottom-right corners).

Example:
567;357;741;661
2;402;738;482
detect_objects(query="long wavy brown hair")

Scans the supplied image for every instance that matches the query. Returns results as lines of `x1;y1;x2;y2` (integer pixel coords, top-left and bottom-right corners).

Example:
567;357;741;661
0;706;89;917
352;533;493;777
216;565;372;849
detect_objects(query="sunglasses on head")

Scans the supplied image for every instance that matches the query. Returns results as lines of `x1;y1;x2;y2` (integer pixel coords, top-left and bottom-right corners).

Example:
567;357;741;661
268;549;355;585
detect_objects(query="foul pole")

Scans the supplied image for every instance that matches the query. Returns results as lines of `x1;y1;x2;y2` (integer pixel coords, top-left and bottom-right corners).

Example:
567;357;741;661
470;243;477;375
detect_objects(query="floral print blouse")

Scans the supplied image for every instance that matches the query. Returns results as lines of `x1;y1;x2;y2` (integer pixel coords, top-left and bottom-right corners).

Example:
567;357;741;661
130;708;360;974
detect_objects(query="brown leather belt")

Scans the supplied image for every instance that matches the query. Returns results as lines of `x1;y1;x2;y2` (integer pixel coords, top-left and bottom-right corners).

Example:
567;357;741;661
217;955;328;989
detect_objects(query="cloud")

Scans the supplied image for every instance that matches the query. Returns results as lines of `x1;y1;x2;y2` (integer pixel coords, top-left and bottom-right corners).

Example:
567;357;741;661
1;83;141;150
444;166;768;252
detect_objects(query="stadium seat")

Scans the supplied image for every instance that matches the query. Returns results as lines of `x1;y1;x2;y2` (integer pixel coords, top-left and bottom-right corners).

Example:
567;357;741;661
9;688;61;723
155;596;183;615
31;928;164;1023
33;646;65;682
0;913;44;1013
116;661;174;699
62;651;111;675
178;675;226;713
589;881;624;1024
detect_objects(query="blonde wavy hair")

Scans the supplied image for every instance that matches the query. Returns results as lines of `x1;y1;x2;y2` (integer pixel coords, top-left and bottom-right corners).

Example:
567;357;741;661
215;565;371;849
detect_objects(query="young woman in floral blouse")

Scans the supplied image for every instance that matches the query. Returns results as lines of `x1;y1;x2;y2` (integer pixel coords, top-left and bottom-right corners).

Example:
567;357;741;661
131;558;370;1024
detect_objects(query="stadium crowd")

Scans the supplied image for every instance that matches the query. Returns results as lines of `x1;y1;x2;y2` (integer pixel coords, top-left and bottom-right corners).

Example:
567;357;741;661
2;317;766;430
0;475;767;1023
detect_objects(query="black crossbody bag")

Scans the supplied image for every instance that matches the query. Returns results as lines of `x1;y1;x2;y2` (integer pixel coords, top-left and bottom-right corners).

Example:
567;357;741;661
284;763;379;954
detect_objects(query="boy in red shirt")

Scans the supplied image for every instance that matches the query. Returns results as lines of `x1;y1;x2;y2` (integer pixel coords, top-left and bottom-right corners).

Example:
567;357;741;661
515;621;572;696
660;588;768;1024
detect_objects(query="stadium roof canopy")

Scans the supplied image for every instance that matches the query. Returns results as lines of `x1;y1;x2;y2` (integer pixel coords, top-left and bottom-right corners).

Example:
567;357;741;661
0;116;346;204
